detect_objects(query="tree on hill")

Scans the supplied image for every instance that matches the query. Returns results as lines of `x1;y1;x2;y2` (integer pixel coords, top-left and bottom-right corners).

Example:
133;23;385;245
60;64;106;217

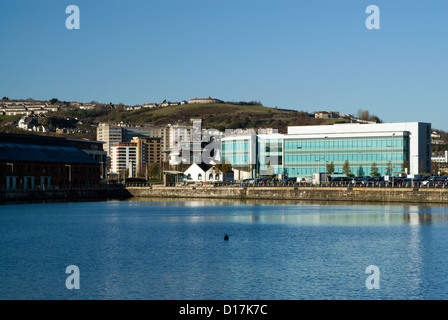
356;108;382;123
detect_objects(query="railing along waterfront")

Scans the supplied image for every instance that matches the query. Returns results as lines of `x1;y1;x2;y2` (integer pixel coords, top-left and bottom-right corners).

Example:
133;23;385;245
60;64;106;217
123;181;448;189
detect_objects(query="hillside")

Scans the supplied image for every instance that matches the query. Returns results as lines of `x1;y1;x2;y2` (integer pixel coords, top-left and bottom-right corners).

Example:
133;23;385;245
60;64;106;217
59;102;349;133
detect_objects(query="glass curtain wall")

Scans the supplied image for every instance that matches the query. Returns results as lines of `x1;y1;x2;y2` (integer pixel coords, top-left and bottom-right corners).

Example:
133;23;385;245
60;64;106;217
222;139;251;168
283;135;409;177
258;138;283;177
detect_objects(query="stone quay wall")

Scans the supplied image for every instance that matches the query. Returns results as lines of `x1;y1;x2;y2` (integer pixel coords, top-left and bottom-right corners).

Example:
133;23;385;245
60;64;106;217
126;186;448;204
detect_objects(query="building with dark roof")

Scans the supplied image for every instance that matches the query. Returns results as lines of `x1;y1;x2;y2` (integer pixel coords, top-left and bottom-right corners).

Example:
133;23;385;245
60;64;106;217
0;133;101;190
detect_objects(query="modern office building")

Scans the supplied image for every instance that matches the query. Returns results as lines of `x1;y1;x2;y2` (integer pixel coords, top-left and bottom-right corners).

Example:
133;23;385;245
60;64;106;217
222;122;431;180
221;133;257;180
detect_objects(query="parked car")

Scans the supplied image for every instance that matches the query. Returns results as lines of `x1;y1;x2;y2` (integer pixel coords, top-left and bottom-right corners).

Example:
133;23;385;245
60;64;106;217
389;177;404;184
330;177;353;182
351;177;370;185
243;178;255;184
422;176;448;186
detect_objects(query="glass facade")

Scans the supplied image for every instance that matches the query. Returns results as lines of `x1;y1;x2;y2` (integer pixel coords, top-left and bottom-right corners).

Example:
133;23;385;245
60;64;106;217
221;123;430;179
222;139;251;167
258;138;283;176
284;135;409;177
222;135;411;178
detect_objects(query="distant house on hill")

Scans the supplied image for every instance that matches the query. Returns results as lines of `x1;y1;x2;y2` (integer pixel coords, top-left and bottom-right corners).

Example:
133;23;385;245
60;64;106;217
314;111;340;119
188;97;222;104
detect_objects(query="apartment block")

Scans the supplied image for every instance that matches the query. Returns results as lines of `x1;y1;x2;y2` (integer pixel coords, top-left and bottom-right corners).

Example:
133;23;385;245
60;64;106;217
131;137;162;178
110;142;137;177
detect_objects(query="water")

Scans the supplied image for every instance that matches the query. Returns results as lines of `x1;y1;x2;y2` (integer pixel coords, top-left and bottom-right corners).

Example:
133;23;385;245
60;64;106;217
1;198;448;300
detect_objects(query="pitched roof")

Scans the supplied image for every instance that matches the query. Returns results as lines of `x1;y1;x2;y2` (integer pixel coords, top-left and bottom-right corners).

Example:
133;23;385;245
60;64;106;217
0;133;99;164
197;163;212;172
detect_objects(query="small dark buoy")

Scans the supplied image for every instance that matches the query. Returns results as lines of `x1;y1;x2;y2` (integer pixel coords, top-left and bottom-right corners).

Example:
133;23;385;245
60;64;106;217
224;234;229;241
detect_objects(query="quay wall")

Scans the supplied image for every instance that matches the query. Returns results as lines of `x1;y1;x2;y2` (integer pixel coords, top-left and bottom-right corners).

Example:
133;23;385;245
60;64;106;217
126;186;448;204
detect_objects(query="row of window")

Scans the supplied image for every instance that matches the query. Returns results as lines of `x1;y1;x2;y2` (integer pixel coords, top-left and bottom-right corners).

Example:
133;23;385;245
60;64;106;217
284;152;405;163
284;137;406;150
222;155;251;166
285;166;395;176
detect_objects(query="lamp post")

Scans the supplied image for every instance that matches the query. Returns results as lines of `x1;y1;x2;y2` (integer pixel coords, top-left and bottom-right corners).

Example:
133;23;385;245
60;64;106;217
65;164;71;188
99;161;104;179
324;137;328;174
412;155;419;187
6;162;13;174
6;163;14;190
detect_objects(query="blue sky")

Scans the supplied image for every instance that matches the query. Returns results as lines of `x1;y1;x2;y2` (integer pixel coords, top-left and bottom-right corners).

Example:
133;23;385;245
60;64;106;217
1;0;447;130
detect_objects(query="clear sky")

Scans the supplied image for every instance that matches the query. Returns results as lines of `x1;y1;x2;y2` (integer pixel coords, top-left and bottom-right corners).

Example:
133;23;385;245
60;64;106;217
1;0;447;130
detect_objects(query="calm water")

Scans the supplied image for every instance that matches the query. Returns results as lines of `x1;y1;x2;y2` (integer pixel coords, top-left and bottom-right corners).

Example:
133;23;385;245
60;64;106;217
1;198;448;300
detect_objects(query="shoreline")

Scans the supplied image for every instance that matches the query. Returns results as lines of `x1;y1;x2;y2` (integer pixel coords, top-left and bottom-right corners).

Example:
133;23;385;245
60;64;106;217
126;185;448;205
2;185;448;205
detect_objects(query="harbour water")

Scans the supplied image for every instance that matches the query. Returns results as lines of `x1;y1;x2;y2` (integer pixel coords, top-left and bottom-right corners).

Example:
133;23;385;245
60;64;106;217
1;198;448;300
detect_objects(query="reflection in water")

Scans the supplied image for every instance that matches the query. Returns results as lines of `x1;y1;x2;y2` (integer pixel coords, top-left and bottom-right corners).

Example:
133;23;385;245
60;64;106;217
123;197;448;225
1;199;448;299
406;206;423;298
125;199;448;227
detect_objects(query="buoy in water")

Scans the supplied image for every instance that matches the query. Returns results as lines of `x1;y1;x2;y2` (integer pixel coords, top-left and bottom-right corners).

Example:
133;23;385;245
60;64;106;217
224;234;229;241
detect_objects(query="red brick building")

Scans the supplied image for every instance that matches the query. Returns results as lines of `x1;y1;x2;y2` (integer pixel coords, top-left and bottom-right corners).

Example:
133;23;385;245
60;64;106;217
0;133;101;190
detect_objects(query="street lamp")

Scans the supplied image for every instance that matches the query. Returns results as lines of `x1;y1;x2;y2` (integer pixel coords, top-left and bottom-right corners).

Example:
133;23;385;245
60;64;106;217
324;137;328;174
412;155;419;187
6;162;13;174
6;163;14;190
99;161;104;179
65;164;72;188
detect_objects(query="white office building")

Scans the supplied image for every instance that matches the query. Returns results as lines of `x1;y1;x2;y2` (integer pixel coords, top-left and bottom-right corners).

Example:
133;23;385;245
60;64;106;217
222;122;432;179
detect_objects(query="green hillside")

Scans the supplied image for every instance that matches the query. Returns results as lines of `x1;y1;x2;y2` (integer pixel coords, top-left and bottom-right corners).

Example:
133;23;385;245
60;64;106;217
61;102;348;132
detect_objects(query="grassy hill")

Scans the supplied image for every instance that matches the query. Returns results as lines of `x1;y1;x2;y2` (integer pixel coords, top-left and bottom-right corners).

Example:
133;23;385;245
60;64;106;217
60;102;349;133
1;101;352;139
